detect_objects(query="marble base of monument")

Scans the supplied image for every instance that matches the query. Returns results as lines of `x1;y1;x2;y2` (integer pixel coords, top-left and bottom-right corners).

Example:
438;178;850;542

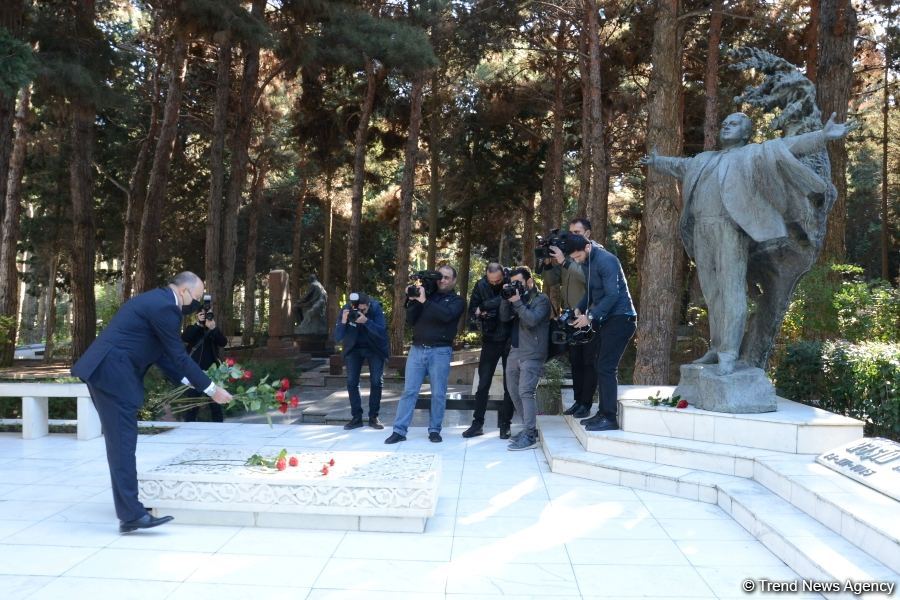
139;448;440;532
675;363;777;413
817;437;900;502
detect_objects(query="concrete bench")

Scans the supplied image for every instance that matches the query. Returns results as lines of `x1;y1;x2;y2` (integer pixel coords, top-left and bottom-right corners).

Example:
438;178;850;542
0;382;101;440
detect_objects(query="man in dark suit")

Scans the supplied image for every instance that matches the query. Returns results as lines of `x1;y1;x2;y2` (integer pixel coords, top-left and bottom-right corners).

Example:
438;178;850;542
334;292;390;430
72;272;233;533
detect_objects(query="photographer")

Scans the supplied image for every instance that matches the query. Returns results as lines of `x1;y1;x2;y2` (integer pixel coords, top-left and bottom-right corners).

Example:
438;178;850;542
386;265;465;444
463;263;515;439
541;218;600;419
567;234;637;432
500;266;550;451
181;298;228;422
335;292;389;430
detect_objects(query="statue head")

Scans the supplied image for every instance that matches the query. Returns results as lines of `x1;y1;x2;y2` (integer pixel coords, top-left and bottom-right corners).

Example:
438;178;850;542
308;274;318;284
719;113;753;148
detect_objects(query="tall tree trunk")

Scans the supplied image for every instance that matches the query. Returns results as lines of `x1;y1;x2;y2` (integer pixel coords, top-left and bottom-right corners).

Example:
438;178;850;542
390;74;426;354
322;173;333;318
0;1;25;226
456;205;473;334
347;58;382;292
220;0;265;334
427;70;441;270
523;194;536;270
817;0;857;263
0;85;31;364
70;97;98;362
289;175;307;307
43;253;59;363
633;0;684;385
806;0;820;83
206;33;232;309
881;42;891;281
542;19;567;233
122;45;163;300
242;161;267;345
577;23;592;217
702;0;723;151
586;0;608;243
134;22;189;292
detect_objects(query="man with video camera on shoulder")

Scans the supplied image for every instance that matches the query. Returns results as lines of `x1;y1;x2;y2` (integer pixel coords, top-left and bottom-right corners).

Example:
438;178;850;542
181;294;228;422
463;262;515;439
539;218;601;419
335;292;389;430
500;266;550;451
386;265;465;444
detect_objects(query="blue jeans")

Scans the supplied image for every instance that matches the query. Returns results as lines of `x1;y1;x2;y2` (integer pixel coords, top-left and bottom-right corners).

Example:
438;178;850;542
344;347;385;419
392;344;452;436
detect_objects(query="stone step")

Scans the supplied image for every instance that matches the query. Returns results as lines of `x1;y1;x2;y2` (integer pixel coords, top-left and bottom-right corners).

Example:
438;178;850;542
616;385;864;454
538;416;899;596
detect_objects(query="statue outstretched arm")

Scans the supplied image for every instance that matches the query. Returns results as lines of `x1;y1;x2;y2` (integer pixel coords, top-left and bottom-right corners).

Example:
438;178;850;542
641;148;688;180
785;112;855;157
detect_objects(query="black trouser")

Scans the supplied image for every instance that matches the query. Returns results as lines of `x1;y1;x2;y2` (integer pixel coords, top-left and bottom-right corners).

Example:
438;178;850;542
569;333;600;408
183;388;224;423
473;339;515;428
596;315;637;422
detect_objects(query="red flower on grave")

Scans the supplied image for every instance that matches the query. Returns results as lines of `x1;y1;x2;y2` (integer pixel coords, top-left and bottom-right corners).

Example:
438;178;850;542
676;399;689;409
329;458;335;467
281;378;291;391
242;370;253;380
289;456;299;467
225;358;236;367
290;396;299;408
321;465;329;476
276;458;287;471
275;390;285;402
278;403;288;414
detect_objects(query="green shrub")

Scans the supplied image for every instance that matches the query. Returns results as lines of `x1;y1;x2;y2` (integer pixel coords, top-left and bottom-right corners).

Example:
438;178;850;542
773;340;900;440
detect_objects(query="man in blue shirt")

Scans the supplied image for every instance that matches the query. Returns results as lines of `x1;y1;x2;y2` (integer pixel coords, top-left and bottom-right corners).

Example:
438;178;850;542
567;235;637;431
334;292;390;429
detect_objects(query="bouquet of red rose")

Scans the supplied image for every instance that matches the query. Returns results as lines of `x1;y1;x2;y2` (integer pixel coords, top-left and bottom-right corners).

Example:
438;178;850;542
146;358;298;425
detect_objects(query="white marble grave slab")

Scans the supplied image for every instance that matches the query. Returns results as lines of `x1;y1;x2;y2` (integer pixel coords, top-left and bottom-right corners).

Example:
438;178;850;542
138;448;440;531
817;438;900;502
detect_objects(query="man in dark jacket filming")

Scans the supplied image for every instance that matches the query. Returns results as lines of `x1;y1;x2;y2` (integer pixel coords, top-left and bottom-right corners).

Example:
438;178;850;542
463;263;515;439
181;306;228;422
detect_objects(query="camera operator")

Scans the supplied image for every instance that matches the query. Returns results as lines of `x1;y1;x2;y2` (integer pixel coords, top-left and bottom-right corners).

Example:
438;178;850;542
566;234;637;431
541;218;601;419
181;297;228;422
386;265;465;445
335;292;389;430
463;263;515;439
500;266;550;451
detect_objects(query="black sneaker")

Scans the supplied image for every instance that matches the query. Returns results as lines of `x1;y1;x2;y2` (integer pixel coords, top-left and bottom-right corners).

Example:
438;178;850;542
499;425;511;440
343;417;364;430
368;416;385;430
584;417;619;432
580;412;604;426
562;404;580;416
462;423;483;438
571;405;592;419
429;432;442;443
384;432;406;444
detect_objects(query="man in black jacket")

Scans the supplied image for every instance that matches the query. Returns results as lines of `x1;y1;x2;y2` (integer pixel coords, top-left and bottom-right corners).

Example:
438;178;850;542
386;265;465;444
181;308;228;422
462;263;515;439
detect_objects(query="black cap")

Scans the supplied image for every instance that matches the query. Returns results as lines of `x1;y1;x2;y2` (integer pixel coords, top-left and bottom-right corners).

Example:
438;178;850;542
566;234;589;253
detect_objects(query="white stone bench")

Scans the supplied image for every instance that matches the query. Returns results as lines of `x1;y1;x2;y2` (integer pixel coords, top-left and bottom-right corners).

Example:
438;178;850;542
0;382;101;440
139;447;441;532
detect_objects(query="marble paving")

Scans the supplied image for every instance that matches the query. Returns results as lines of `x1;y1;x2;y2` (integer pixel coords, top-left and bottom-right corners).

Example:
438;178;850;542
0;422;823;599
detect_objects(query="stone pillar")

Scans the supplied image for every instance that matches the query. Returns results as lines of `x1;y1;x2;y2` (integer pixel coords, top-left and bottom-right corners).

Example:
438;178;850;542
267;270;292;347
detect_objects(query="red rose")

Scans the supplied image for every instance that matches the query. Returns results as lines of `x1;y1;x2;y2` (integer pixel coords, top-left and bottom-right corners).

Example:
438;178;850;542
281;378;290;390
225;358;235;367
290;396;299;408
275;390;285;402
288;456;299;467
242;370;253;380
328;458;335;467
278;403;288;414
321;465;329;475
276;458;287;471
676;399;688;409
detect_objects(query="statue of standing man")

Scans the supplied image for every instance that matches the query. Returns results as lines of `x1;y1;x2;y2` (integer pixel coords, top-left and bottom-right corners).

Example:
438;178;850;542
641;112;853;375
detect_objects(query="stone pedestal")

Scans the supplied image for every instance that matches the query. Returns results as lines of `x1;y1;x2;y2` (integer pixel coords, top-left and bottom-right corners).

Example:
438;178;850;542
267;270;292;351
675;363;777;413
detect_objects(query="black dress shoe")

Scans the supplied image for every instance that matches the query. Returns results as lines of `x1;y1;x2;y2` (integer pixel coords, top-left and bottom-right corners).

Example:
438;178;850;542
499;425;511;440
119;513;174;534
343;417;364;430
384;432;406;444
368;416;384;430
562;404;580;416
429;432;442;443
584;417;619;432
462;423;483;438
571;405;592;419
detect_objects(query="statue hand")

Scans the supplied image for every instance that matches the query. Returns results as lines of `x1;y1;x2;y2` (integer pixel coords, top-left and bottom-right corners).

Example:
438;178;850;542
822;112;855;141
639;147;658;167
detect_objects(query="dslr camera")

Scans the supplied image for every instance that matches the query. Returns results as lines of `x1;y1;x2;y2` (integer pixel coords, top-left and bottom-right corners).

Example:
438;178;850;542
406;270;443;299
347;292;363;327
501;280;527;301
534;229;570;261
468;307;499;332
200;294;214;321
551;308;595;345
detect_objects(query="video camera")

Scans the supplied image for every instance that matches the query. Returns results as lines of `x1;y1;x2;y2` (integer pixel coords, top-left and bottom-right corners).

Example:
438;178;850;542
550;308;594;345
534;229;571;261
406;270;443;299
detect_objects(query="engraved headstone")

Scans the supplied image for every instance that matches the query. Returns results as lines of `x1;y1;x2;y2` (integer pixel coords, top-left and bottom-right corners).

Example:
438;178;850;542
816;438;900;501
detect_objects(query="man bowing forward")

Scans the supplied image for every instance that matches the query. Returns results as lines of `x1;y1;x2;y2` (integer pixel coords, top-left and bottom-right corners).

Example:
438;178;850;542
72;272;233;533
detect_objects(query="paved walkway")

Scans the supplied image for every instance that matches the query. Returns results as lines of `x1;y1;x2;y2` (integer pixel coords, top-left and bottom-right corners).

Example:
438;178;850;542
0;422;816;600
